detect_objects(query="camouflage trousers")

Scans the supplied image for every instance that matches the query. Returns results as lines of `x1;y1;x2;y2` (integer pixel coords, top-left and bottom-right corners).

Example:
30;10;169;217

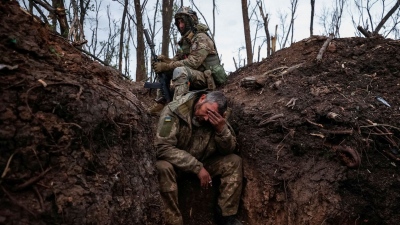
156;66;213;102
156;154;243;225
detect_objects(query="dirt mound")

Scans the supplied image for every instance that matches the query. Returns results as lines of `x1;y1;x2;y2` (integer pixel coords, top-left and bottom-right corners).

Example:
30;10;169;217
1;1;400;225
1;2;161;224
222;36;400;224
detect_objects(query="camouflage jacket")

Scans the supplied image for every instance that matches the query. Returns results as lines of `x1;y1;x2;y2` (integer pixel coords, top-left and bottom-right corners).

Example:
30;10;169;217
155;91;237;174
170;24;218;71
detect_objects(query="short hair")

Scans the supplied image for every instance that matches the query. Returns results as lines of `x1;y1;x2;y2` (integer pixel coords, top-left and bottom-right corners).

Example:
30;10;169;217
204;91;227;115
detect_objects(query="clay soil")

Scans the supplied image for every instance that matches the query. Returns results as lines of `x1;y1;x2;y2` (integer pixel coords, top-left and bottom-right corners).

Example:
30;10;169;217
1;1;400;225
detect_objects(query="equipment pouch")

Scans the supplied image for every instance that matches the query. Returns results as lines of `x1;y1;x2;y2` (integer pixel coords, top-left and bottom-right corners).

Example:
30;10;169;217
210;64;228;86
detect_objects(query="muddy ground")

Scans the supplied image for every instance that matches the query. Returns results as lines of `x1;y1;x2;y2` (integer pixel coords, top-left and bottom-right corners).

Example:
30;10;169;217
1;1;400;225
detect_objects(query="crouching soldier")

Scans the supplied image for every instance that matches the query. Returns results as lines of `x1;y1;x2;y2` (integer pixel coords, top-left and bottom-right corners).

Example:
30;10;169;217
149;6;227;116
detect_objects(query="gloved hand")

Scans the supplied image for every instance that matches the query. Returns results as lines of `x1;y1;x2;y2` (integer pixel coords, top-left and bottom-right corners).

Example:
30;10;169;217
157;55;173;63
152;61;171;73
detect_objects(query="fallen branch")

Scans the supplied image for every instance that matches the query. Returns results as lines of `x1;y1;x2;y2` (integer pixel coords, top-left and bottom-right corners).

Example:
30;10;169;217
256;63;305;85
259;113;284;127
61;122;82;129
316;33;334;61
14;167;52;191
357;26;371;38
285;98;298;109
1;186;37;217
279;63;305;78
306;119;324;128
360;124;400;132
382;149;400;162
1;152;16;182
260;66;288;79
360;119;399;149
310;133;325;138
4;78;26;90
321;129;353;135
33;185;44;211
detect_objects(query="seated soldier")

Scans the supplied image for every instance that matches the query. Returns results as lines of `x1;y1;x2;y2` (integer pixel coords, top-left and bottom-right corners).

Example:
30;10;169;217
149;6;227;116
155;91;243;225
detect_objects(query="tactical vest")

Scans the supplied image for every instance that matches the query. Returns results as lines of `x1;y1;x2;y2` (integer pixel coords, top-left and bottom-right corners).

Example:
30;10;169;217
179;25;228;85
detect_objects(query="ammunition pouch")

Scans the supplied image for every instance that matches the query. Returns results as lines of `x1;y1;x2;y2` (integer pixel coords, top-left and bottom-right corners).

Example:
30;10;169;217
203;55;228;86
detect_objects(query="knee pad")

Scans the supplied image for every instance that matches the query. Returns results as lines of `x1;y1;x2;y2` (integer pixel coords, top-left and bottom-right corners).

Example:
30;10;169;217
172;67;190;84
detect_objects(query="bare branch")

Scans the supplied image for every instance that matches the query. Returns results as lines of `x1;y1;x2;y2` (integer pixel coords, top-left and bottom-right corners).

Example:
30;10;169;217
374;0;400;35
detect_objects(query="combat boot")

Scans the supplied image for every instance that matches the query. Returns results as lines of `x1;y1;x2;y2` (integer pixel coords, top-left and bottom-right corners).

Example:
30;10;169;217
204;70;216;91
220;216;243;225
148;102;165;116
215;206;243;225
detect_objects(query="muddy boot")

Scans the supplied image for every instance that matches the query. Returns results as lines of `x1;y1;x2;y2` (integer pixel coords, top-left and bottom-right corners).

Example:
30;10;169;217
215;206;242;225
204;70;216;91
148;102;165;116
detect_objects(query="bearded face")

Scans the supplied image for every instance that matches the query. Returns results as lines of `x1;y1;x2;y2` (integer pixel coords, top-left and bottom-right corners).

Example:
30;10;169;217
193;98;220;125
175;15;193;35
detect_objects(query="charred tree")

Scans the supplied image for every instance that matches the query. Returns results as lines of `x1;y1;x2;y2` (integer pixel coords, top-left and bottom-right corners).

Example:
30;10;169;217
257;1;271;57
118;0;128;73
310;0;315;36
134;0;146;81
162;0;174;56
241;0;253;64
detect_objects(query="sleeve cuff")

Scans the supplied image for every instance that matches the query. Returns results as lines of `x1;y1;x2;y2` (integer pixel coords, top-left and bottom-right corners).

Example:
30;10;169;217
193;163;203;175
216;125;229;136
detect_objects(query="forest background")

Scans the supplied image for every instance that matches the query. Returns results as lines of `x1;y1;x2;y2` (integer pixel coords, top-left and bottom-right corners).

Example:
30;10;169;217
17;0;400;81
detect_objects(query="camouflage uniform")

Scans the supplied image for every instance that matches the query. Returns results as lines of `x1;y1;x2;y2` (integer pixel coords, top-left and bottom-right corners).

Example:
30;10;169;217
155;7;220;102
169;24;219;98
155;91;243;225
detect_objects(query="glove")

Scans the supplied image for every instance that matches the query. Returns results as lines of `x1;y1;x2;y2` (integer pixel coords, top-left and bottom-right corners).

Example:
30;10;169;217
157;55;173;63
153;61;171;73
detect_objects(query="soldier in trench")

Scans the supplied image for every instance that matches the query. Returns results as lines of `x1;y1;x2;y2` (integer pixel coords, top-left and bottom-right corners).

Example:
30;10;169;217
155;91;243;225
149;6;227;116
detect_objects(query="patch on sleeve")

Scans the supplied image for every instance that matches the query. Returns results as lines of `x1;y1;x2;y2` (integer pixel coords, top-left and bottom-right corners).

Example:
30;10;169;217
191;42;198;51
159;116;175;137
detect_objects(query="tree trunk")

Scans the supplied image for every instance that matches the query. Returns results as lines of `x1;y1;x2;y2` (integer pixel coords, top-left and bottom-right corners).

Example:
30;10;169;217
52;0;69;37
212;0;216;39
257;1;271;57
310;0;315;36
241;0;253;64
134;0;146;81
79;0;90;35
118;0;128;72
162;0;174;56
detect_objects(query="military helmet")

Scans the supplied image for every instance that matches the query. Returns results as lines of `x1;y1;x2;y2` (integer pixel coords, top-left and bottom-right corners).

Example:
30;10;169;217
174;6;198;35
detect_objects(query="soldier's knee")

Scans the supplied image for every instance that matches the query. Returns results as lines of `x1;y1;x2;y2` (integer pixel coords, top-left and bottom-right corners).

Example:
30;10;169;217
226;154;242;167
156;160;174;174
172;67;188;83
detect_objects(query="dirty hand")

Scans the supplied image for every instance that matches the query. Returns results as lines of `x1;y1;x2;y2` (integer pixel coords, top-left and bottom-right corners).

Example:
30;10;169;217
152;62;171;73
157;55;173;63
207;109;226;133
197;167;212;189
